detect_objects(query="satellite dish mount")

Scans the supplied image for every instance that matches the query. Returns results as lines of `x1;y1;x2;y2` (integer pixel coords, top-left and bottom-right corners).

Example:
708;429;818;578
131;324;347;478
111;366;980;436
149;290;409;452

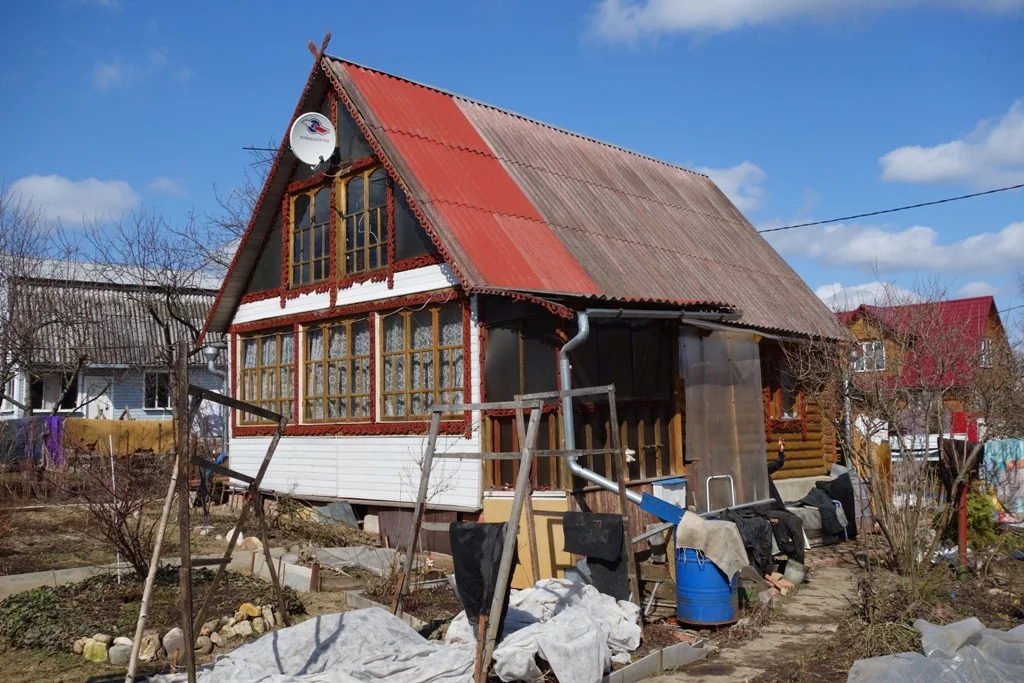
289;113;338;170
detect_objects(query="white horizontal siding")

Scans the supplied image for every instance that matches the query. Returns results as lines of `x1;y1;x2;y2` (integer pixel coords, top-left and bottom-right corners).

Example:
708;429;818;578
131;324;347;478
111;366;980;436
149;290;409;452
227;433;482;508
233;264;459;325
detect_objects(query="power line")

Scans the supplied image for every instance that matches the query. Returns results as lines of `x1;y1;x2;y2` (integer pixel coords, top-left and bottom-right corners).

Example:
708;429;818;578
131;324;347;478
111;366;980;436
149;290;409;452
757;182;1024;234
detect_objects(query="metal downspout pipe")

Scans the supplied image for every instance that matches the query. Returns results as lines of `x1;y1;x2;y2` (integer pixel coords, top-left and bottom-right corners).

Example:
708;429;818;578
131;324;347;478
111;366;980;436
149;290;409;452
558;308;741;507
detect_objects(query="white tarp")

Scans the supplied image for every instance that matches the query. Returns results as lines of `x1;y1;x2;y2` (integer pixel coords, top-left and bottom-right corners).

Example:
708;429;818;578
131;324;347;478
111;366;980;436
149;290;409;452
847;617;1024;682
446;578;642;682
150;580;643;683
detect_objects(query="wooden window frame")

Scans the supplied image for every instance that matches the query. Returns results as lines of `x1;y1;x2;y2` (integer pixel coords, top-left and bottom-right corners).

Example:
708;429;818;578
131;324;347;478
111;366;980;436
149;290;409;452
853;340;886;373
288;185;333;288
302;317;372;423
380;302;464;421
238;329;295;424
338;166;390;279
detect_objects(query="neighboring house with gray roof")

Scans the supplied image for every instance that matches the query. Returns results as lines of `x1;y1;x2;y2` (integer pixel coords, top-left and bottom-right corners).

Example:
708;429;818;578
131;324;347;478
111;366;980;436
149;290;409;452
0;259;224;421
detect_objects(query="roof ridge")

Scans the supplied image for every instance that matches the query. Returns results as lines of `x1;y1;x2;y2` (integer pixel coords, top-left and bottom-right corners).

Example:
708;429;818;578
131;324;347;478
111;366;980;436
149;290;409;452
325;54;711;180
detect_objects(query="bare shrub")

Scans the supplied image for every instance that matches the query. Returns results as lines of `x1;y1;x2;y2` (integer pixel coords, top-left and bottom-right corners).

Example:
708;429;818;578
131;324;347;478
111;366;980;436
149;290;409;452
74;450;174;577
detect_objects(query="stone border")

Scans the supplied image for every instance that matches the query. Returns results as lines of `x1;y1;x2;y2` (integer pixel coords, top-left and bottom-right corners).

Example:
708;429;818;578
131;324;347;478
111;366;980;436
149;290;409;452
602;642;708;683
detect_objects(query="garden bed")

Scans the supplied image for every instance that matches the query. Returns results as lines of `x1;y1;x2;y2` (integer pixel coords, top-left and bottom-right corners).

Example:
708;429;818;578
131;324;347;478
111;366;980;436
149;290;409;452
0;566;304;652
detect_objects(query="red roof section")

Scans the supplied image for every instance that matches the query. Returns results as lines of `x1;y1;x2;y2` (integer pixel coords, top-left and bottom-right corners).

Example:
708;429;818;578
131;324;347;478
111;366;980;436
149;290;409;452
837;297;994;342
344;63;600;294
838;296;998;389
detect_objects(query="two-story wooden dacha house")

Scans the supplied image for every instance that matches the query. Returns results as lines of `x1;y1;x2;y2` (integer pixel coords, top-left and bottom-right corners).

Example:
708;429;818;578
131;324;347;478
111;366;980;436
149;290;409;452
201;54;848;563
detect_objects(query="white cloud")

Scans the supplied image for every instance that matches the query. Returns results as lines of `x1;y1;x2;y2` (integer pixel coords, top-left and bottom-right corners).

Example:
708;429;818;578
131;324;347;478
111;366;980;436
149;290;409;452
766;220;1024;273
816;281;921;311
92;46;191;91
93;60;128;90
879;100;1024;187
591;0;1024;41
148;177;187;197
9;175;140;224
693;161;765;212
956;281;1000;298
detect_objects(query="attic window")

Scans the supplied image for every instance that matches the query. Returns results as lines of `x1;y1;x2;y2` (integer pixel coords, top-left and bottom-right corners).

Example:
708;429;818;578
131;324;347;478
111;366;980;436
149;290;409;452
340;167;389;276
980;338;992;368
290;186;331;287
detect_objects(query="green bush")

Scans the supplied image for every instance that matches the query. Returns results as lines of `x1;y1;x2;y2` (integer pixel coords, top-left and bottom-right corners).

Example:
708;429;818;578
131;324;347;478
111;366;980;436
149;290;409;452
965;483;998;551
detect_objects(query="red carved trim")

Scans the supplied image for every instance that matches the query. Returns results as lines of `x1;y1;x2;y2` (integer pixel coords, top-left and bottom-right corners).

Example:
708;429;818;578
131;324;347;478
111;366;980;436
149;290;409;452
233;420;467;438
475;288;574;320
286;174;330;194
386;179;396;289
462;298;472;438
229;290;461;335
279;194;290;308
240;290;278;305
368;312;377;422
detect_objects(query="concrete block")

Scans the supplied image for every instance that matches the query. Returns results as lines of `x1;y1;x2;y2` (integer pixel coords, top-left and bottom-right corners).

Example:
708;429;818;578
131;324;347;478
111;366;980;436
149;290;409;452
620;651;661;683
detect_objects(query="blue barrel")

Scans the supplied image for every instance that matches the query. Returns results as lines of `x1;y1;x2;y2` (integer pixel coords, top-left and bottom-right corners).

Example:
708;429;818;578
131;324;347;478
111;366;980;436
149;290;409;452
676;548;739;626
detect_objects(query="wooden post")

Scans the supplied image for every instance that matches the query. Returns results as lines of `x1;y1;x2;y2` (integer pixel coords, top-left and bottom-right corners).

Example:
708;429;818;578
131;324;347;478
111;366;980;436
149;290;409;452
173;340;196;683
192;417;288;632
473;615;489;683
125;454;179;683
481;405;542;668
516;407;542;585
391;410;441;616
609;387;643;618
252;493;292;626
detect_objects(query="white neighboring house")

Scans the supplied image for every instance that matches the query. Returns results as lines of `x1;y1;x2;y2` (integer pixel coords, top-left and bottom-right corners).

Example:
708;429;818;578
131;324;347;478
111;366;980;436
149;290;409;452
0;259;224;423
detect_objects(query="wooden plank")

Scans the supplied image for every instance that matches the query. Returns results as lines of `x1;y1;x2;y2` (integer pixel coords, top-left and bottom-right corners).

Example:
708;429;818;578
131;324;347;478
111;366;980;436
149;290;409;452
191;557;230;567
514;385;616;401
188;384;284;423
175;342;196;683
608;387;643;622
516;407;542;586
481;406;542;670
189;456;255;484
392;411;441;616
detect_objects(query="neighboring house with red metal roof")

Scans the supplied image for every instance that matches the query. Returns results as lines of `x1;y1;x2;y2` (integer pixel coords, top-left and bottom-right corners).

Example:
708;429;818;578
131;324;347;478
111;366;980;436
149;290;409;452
202;53;847;552
836;296;1008;439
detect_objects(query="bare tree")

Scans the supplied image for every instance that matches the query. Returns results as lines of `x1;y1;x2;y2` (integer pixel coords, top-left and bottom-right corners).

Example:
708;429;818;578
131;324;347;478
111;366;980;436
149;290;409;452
787;281;1023;582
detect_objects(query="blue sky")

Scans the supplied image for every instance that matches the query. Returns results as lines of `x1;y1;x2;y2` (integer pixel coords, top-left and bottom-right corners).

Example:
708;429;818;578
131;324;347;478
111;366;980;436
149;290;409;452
2;0;1022;323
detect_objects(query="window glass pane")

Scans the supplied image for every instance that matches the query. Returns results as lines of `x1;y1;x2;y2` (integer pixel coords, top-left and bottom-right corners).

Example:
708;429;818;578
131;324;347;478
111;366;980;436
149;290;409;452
411;310;433;350
307;328;324;361
384;316;405;352
314;186;331;224
353;321;370;356
328;326;347;359
347;176;364;215
243;339;258;368
368;168;387;207
439;305;461;345
280;332;294;360
294;194;310;229
261;336;277;365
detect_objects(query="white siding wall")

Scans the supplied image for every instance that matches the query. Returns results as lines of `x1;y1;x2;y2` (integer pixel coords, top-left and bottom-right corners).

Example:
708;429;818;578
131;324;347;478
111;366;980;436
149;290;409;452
227;291;484;510
233;264;460;324
228;432;481;509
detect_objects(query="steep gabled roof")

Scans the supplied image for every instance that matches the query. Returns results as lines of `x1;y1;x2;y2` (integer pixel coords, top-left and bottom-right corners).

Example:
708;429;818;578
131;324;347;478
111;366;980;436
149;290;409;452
206;56;848;340
837;297;997;343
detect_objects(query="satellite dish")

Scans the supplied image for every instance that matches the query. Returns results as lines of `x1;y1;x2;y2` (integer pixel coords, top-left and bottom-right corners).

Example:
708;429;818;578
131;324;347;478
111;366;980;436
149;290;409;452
289;113;337;168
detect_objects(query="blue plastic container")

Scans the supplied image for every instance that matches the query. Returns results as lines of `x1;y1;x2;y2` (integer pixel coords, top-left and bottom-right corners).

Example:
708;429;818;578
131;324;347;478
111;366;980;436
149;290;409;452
675;547;739;626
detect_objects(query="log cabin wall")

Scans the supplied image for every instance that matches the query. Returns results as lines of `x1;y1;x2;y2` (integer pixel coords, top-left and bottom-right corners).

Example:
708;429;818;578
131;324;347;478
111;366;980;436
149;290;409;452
761;339;838;479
